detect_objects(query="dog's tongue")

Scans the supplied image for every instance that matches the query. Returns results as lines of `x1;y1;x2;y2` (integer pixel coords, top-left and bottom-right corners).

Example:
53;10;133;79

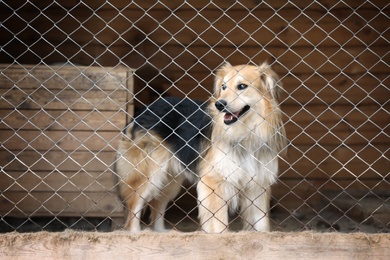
224;111;240;121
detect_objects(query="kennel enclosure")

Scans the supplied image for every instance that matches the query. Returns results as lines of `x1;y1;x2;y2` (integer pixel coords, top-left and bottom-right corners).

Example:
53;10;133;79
0;0;389;236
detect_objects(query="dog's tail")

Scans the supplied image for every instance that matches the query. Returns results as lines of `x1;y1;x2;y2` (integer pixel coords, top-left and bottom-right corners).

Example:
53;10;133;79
114;121;135;196
123;121;135;140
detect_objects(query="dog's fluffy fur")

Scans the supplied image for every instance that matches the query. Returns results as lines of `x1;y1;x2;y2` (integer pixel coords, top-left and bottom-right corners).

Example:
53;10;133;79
116;63;287;233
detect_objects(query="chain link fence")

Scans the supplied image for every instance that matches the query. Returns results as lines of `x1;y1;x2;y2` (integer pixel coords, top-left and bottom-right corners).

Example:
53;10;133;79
0;0;389;233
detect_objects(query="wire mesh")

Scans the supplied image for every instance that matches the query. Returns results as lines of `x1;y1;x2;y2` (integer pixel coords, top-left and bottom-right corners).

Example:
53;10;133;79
0;0;389;233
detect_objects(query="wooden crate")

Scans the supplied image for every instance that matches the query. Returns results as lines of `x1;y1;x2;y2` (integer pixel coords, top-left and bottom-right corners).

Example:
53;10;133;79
0;64;134;222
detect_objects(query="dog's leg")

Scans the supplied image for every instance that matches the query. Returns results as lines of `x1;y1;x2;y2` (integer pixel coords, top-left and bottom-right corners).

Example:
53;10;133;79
149;175;185;232
118;146;156;232
148;198;169;232
240;185;271;232
197;174;229;233
122;188;148;232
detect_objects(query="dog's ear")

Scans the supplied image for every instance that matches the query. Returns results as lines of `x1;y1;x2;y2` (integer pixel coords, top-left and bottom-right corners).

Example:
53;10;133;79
258;62;282;101
213;63;231;98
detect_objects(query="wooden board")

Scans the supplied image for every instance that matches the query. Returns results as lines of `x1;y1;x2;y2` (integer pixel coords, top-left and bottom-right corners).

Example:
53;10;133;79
3;4;387;47
0;64;134;91
0;130;121;152
4;0;388;10
0;64;133;219
0;231;389;260
0;88;129;110
0;191;122;217
0;171;118;193
1;150;116;172
279;144;390;179
1;0;388;73
0;109;127;131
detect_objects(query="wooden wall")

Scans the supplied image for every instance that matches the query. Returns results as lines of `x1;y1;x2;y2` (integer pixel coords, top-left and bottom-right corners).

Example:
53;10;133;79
0;0;389;215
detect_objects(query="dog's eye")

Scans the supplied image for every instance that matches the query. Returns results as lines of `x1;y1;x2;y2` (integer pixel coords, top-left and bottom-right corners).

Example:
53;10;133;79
237;84;248;90
222;83;227;90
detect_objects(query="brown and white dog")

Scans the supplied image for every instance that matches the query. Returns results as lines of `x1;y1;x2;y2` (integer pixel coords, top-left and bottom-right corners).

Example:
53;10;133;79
116;63;287;232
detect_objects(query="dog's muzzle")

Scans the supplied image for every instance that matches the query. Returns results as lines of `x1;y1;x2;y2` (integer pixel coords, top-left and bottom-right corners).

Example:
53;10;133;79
215;100;250;125
215;100;228;112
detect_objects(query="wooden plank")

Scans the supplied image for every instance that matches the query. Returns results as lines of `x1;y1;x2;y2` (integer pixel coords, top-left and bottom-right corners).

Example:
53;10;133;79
2;39;388;75
285;107;389;135
279;144;389;179
154;44;389;69
0;130;121;152
0;191;123;217
171;70;388;90
3;5;387;47
0;168;124;217
2;36;388;76
272;179;390;212
293;142;389;165
285;104;389;125
0;88;129;111
287;122;389;148
137;46;390;77
6;0;389;10
1;2;387;71
0;231;389;260
156;9;387;48
1;150;116;172
281;70;388;90
0;64;134;92
0;109;127;131
0;170;118;193
280;157;389;180
286;121;388;146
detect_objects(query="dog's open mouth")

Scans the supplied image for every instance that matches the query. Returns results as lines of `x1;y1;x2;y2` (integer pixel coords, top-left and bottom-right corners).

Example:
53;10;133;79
223;105;250;125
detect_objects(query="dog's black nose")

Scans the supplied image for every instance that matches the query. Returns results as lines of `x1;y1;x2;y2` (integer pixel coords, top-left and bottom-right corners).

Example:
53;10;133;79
215;100;227;112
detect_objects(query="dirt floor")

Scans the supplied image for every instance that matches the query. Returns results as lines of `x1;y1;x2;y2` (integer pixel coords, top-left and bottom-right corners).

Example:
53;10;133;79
1;204;388;234
1;189;389;233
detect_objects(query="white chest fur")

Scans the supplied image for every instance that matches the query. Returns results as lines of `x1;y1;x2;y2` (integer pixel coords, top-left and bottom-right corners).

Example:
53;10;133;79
212;143;278;189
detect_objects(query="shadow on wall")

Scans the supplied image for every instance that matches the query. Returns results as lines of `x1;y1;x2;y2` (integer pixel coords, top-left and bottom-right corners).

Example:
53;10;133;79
133;64;173;112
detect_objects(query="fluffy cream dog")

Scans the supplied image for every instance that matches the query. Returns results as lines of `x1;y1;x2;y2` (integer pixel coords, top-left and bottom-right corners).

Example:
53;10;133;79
116;63;287;232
